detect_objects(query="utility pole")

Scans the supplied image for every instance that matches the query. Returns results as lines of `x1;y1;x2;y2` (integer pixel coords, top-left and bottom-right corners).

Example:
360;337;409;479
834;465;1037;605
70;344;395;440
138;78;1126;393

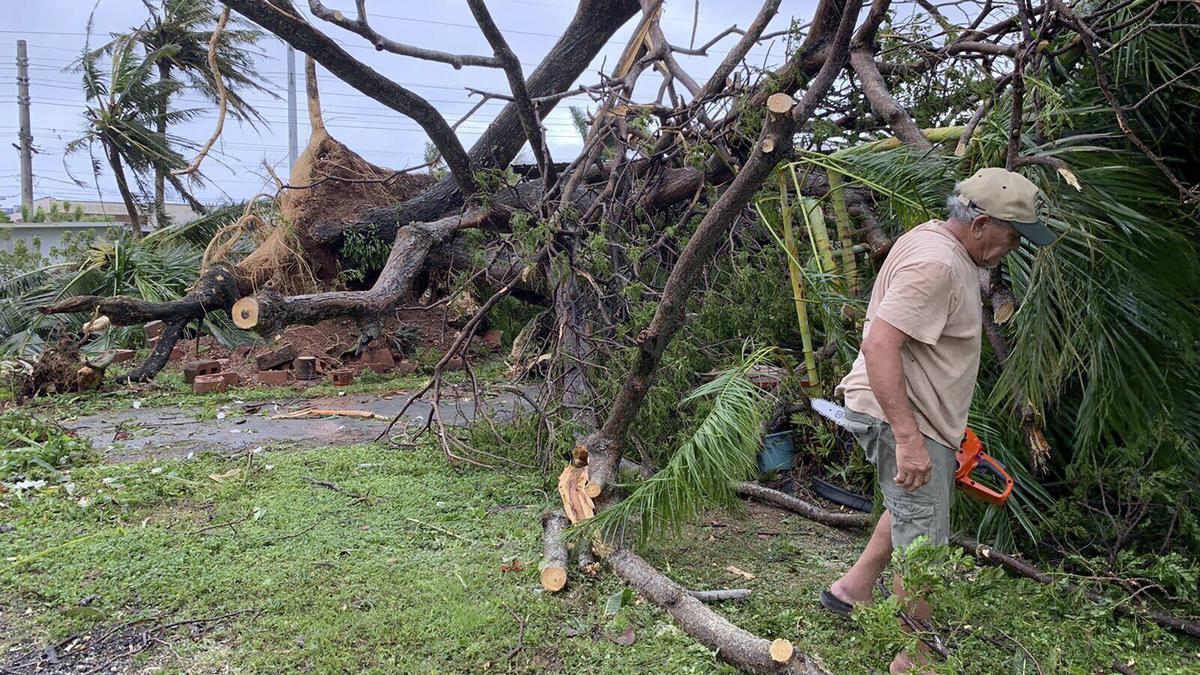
16;39;34;213
286;43;298;169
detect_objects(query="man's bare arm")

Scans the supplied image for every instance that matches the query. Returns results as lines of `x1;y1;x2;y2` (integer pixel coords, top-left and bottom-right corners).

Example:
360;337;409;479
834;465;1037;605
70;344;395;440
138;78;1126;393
861;317;932;491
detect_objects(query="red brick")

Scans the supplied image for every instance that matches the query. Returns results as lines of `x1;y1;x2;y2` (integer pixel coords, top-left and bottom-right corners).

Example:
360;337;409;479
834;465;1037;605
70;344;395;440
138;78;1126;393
144;320;165;339
444;356;465;371
395;360;419;374
183;359;221;384
362;347;395;373
192;374;227;394
218;371;240;387
112;349;135;364
329;369;354;386
482;329;503;351
257;370;291;386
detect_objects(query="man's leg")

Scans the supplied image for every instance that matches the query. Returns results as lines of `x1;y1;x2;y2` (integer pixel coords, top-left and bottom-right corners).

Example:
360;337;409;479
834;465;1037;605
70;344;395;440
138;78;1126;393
830;511;893;606
889;574;933;674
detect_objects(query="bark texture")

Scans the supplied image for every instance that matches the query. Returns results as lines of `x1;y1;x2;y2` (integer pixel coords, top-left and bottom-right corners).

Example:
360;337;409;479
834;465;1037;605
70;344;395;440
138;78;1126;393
607;548;828;674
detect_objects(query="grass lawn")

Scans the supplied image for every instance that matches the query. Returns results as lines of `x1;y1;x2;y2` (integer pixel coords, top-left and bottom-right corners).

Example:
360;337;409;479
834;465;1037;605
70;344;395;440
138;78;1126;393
2;440;1197;673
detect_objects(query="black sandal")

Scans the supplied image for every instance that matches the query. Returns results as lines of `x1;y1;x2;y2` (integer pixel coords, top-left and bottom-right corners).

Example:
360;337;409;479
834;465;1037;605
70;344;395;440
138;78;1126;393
819;589;855;617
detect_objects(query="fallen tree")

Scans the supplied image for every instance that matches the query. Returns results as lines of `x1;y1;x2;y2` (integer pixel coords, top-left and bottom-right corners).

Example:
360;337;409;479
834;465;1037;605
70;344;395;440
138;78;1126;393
33;0;1200;668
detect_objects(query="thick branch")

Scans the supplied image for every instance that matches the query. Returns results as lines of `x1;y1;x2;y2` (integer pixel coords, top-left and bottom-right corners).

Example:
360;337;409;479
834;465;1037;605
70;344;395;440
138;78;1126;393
312;0;641;244
41;264;241;326
221;0;477;194
607;548;827;673
733;482;872;529
231;211;483;336
850;52;933;152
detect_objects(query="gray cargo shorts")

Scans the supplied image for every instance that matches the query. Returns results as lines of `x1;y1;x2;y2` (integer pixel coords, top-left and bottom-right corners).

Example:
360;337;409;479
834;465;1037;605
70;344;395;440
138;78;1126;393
843;409;955;548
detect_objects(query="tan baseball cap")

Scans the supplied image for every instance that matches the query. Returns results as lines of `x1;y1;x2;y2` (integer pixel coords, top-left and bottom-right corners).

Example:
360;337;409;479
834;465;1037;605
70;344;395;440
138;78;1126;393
957;167;1055;245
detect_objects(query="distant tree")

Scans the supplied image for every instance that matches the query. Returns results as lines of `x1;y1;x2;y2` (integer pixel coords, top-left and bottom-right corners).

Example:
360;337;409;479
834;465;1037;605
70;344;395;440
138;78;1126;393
123;0;273;225
68;32;193;237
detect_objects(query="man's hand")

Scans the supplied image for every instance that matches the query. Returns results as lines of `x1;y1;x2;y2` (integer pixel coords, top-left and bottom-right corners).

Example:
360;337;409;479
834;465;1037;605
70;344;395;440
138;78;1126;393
894;435;932;492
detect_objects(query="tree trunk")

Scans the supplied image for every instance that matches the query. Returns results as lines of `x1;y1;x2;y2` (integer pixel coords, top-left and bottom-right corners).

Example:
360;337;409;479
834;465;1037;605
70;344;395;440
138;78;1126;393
154;61;171;229
105;139;142;238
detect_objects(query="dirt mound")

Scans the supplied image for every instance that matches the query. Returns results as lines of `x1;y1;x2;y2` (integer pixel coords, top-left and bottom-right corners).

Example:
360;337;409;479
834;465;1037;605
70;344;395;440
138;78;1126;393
279;57;435;283
13;338;100;400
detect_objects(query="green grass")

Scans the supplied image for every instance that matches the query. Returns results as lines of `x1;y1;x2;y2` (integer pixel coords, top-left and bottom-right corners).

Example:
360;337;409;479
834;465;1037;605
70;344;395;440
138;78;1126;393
1;442;1196;673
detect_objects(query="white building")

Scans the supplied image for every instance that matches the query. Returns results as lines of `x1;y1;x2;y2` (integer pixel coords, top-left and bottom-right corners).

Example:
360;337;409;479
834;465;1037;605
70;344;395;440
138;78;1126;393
8;196;198;228
1;195;201;262
0;221;130;262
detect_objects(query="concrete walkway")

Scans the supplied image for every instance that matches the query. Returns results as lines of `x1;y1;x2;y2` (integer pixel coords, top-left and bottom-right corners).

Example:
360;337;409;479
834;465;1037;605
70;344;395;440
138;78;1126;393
64;386;535;462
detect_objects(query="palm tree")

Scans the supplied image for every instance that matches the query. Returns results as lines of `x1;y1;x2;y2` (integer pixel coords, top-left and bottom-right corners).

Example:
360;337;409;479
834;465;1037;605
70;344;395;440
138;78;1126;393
91;0;272;227
67;34;196;238
132;0;273;226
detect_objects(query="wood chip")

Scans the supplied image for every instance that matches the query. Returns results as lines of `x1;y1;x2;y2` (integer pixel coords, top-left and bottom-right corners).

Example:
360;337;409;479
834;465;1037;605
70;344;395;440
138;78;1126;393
725;565;756;580
271;408;387;421
557;464;595;523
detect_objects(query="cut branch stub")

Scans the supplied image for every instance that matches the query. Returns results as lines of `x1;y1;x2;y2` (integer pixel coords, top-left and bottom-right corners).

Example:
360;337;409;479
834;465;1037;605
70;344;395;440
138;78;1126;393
231;297;260;330
770;638;795;663
766;92;796;114
539;511;570;592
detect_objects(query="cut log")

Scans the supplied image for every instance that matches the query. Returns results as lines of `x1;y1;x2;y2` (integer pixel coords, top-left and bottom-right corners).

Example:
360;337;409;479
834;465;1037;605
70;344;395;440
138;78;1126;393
770;638;795;663
231;297;260;329
256;343;297;370
540;511;570;592
607;547;826;674
767;92;796;114
733;481;872;529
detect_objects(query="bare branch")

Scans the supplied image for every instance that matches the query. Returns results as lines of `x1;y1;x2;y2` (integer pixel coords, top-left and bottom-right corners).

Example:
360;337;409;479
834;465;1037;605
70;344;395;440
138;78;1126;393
466;0;555;185
307;0;500;69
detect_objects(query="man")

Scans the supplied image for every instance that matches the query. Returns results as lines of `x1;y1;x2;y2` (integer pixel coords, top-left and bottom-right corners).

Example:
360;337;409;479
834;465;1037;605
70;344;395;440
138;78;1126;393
819;168;1054;673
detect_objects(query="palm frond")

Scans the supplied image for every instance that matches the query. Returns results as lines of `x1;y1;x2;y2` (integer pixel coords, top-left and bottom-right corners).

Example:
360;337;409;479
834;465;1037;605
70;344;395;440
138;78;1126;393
577;348;774;543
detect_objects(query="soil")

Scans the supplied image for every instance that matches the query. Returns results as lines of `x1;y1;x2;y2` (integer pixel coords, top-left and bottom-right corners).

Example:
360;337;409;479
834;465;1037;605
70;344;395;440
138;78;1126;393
281;131;434;282
0;609;248;674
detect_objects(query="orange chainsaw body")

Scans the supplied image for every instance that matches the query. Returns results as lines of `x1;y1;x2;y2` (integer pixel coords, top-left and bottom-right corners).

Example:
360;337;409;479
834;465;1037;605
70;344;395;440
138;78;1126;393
955;428;1014;506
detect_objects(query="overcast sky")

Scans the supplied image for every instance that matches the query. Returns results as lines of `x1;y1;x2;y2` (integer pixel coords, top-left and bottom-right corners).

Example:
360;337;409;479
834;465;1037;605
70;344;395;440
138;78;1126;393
0;0;820;211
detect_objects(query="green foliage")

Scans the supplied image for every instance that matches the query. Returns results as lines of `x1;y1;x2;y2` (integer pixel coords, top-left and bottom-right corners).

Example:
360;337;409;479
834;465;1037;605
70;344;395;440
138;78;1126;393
338;225;391;285
0;229;203;358
0;410;96;481
580;350;772;543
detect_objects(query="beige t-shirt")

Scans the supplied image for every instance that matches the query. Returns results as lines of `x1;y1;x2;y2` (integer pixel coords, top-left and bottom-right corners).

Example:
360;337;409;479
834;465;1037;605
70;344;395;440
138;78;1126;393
835;220;982;448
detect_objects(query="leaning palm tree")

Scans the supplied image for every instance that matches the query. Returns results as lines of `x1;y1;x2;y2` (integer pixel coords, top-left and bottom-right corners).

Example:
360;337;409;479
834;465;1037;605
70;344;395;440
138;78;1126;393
67;34;197;237
95;0;273;226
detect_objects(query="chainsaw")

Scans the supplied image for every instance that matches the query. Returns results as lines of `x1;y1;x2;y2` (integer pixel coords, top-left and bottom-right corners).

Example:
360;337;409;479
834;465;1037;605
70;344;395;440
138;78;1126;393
810;399;1014;506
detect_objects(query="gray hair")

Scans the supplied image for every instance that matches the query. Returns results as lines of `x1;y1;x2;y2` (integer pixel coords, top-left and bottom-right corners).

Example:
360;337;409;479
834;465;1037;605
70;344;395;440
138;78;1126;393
946;182;1010;227
946;182;982;223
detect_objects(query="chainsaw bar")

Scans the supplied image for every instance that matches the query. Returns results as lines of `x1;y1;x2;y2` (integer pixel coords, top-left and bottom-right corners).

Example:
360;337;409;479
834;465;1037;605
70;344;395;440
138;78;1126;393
810;398;866;432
